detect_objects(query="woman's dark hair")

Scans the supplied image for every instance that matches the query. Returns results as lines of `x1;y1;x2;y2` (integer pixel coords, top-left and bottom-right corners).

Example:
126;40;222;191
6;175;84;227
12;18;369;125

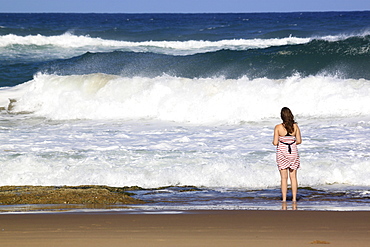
280;107;296;134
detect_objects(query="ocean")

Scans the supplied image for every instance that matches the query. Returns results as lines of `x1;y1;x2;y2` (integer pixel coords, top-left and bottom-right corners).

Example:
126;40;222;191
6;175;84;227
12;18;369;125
0;12;370;211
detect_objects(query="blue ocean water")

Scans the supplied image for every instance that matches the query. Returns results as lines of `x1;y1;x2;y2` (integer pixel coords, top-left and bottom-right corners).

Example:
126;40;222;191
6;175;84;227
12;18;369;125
1;12;370;86
0;12;370;211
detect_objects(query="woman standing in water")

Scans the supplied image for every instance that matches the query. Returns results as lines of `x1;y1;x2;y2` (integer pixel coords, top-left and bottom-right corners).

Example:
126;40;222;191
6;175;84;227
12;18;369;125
273;107;302;202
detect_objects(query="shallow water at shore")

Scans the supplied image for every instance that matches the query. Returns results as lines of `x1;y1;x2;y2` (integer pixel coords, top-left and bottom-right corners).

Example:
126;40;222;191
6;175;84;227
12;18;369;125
1;185;369;213
128;185;370;211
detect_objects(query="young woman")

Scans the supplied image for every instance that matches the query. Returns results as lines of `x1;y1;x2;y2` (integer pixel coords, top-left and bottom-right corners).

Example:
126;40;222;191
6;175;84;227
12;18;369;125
273;107;302;202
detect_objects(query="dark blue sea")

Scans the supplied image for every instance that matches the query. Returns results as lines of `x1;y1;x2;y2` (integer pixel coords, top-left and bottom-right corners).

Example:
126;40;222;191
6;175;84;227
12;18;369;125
1;12;370;212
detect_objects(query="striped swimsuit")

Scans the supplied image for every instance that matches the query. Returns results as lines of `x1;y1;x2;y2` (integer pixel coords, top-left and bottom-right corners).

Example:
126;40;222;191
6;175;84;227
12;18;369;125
276;134;300;170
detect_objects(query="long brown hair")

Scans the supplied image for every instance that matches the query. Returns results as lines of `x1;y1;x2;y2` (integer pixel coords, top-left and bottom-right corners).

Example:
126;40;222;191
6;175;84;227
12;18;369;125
280;107;296;134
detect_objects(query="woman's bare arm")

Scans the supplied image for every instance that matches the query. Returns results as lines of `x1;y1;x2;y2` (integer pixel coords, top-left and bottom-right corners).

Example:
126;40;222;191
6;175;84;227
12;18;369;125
294;124;302;144
272;125;280;146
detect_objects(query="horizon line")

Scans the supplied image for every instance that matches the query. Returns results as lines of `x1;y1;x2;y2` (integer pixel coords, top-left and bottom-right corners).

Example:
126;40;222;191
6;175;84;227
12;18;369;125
0;10;369;14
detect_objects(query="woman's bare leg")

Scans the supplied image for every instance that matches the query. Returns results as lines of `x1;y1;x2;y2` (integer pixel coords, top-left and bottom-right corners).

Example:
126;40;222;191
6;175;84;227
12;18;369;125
279;169;288;201
289;168;298;202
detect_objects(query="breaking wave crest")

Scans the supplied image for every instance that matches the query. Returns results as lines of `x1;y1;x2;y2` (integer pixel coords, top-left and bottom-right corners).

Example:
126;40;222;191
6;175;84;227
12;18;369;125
5;73;370;123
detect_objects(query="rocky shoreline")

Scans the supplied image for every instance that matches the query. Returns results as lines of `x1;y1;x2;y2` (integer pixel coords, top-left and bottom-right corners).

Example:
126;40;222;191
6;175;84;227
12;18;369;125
0;185;145;205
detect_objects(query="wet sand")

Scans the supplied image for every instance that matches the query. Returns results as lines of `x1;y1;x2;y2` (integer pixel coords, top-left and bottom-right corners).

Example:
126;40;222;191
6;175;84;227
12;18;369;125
0;210;369;247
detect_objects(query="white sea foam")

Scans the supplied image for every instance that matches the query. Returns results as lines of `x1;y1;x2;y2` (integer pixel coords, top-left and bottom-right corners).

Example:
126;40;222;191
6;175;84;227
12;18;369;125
5;73;370;123
1;73;370;189
0;33;309;57
0;32;365;57
0;117;369;188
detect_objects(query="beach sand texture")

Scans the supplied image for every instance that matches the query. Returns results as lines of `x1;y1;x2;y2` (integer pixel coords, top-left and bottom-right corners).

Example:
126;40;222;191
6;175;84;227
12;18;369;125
0;210;369;247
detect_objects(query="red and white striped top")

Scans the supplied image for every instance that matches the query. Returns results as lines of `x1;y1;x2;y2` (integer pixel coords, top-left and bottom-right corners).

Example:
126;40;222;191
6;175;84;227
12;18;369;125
276;136;300;170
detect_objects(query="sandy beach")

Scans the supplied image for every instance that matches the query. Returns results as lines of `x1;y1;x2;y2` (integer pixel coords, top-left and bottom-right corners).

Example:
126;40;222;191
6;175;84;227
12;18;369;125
0;210;369;247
